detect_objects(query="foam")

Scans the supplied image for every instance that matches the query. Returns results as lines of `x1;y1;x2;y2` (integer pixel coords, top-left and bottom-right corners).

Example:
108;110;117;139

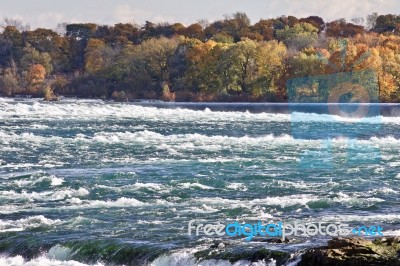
0;100;399;125
226;183;248;191
250;195;319;207
66;197;144;208
0;215;62;232
0;255;104;266
14;175;64;187
0;188;89;202
178;183;215;190
95;182;168;193
151;249;276;266
20;129;400;147
192;194;319;208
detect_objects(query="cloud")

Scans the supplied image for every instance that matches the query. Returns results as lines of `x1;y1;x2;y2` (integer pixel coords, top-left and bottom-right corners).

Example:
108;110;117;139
113;4;175;25
1;0;399;30
34;12;65;28
113;4;152;24
268;0;395;22
0;12;65;29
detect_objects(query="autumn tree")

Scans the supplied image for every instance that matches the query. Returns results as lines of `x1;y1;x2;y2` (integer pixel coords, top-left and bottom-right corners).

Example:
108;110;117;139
184;40;221;94
327;40;380;73
373;14;400;34
24;28;59;52
20;44;52;73
377;44;400;101
255;40;287;98
1;26;24;64
0;35;13;67
221;12;252;41
84;38;107;74
25;64;46;94
0;65;20;95
96;23;140;45
276;22;318;51
326;20;365;38
299;16;325;32
138;37;179;84
251;19;274;41
66;23;97;40
183;23;204;40
24;28;70;72
224;38;258;94
66;23;98;72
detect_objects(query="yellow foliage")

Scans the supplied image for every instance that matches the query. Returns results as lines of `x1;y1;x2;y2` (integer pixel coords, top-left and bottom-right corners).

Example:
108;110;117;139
84;38;106;74
328;41;381;72
379;72;397;102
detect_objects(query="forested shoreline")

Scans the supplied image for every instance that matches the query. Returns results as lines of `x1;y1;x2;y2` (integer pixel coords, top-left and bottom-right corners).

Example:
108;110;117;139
0;12;400;102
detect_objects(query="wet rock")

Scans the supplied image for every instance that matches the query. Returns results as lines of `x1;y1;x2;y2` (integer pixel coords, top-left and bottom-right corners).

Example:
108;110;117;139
298;237;400;266
257;237;292;243
194;247;290;265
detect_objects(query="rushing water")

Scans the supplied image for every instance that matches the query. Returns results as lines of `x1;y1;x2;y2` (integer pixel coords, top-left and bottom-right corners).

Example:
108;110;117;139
0;98;399;265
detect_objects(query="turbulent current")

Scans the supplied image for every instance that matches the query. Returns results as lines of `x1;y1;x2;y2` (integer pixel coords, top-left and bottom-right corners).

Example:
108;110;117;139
0;98;399;265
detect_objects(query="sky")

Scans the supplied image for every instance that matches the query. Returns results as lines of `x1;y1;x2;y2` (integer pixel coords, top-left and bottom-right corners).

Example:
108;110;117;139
0;0;398;29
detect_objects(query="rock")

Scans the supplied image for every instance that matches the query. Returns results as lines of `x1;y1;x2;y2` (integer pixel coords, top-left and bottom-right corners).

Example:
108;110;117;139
209;240;229;249
257;237;292;243
298;237;400;266
194;246;290;265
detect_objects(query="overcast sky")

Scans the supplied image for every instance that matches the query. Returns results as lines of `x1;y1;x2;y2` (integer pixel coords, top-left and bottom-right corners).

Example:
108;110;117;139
0;0;397;29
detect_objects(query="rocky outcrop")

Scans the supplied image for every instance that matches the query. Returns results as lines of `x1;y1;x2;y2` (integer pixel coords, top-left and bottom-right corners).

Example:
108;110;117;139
193;240;291;265
298;237;400;266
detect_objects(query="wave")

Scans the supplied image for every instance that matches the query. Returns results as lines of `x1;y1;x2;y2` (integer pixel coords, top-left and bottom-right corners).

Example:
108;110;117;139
0;187;89;202
0;215;62;232
2;129;400;147
0;183;388;214
13;174;64;187
151;251;278;266
0;255;104;266
95;182;168;193
0;240;167;266
1;100;400;124
0;241;288;266
66;197;144;208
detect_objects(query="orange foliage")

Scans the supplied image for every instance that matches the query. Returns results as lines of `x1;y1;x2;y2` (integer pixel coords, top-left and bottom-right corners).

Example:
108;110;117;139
27;64;46;85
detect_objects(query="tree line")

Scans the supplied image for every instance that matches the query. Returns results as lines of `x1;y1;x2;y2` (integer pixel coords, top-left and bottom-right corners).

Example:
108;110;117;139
0;12;400;102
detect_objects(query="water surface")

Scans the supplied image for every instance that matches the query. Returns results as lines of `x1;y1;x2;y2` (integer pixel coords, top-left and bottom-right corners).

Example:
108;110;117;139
0;99;399;265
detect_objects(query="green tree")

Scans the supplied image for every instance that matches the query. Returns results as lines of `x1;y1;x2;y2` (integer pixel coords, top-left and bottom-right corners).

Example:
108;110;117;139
185;40;220;93
254;40;287;98
224;38;258;94
138;37;179;85
276;22;318;50
84;38;107;74
0;66;20;95
20;44;52;73
66;23;97;40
